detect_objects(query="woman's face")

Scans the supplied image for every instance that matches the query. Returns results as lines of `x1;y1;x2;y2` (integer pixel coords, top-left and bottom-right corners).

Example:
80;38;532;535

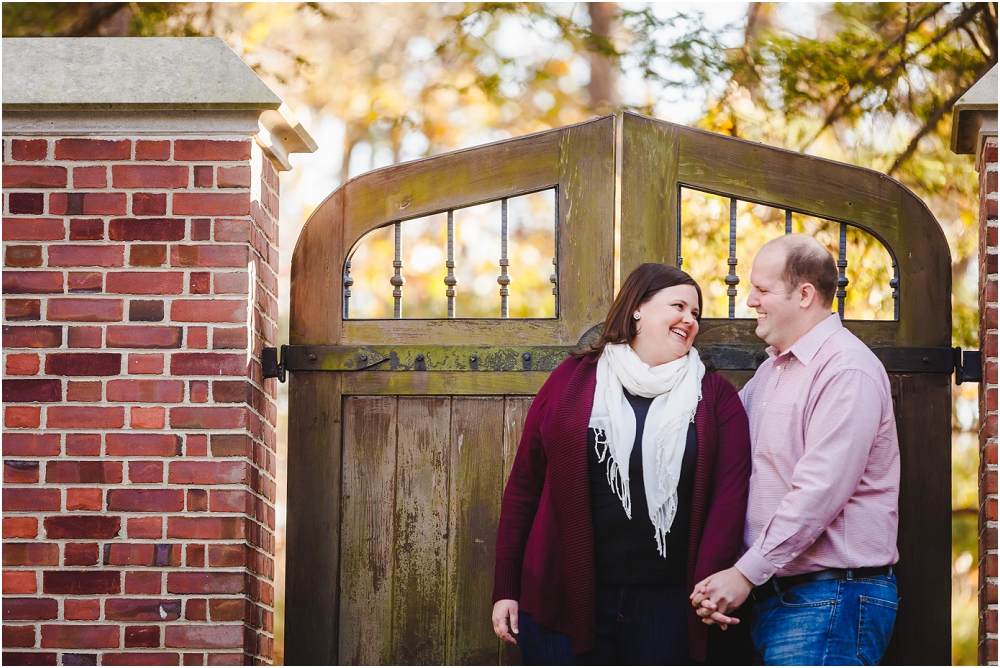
631;284;700;366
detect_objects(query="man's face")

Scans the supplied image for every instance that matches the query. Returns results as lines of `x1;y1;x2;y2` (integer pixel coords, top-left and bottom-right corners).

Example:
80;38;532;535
746;247;799;352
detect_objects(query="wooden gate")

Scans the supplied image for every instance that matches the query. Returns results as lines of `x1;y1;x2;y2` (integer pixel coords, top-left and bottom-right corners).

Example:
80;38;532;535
281;112;953;665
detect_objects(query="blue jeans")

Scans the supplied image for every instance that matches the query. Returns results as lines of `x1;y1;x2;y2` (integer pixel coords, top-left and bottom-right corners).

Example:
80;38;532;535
751;573;898;665
518;584;690;665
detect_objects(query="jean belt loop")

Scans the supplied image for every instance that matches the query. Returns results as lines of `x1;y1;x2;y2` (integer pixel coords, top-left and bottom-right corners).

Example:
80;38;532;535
845;569;854;581
771;578;780;595
887;565;893;578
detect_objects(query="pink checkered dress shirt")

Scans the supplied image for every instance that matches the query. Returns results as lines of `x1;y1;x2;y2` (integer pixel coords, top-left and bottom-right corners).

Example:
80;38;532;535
734;314;900;586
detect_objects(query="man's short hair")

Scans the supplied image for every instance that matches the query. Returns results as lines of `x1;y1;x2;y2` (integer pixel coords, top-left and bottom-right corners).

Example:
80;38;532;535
779;237;838;307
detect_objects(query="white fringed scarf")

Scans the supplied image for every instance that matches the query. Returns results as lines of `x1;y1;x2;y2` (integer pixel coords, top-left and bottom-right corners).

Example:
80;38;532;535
589;343;705;557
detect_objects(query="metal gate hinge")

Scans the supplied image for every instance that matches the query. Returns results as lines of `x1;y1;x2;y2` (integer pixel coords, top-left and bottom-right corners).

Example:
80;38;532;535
953;347;982;385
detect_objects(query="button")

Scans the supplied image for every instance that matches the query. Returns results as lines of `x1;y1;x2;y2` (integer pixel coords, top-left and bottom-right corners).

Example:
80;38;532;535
776;365;782;371
761;573;768;579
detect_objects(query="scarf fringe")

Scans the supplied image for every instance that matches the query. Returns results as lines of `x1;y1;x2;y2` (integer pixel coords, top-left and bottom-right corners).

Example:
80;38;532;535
594;428;631;519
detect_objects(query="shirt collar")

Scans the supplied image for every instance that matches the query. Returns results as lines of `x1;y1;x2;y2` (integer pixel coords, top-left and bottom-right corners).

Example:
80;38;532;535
768;313;843;365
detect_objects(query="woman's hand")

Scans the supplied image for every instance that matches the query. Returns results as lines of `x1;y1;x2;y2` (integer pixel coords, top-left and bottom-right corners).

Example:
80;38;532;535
492;599;519;644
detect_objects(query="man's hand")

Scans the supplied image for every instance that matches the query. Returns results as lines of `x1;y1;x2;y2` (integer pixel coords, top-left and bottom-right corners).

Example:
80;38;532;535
690;567;754;629
492;599;519;644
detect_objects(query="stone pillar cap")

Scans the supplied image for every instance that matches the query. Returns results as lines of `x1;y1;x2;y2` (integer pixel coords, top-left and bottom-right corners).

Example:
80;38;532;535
951;64;997;161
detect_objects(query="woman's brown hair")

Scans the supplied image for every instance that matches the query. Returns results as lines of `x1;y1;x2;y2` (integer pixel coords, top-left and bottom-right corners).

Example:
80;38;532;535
577;263;706;361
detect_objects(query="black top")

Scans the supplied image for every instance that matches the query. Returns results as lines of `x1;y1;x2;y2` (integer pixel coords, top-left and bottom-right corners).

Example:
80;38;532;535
587;390;698;586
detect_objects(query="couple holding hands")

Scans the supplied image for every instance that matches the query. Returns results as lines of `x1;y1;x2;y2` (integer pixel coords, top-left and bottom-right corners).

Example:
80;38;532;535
492;234;900;666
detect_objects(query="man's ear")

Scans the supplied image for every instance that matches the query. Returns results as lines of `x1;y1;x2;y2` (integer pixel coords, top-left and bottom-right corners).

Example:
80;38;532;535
798;283;817;309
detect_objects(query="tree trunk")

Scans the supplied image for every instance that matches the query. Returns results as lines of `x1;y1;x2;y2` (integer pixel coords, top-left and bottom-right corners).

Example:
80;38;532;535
587;2;619;115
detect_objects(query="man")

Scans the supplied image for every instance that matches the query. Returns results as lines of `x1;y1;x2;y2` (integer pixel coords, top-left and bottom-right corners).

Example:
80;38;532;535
691;234;900;665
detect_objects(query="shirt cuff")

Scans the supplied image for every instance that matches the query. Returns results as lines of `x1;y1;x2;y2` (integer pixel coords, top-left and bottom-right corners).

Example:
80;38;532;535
735;548;778;586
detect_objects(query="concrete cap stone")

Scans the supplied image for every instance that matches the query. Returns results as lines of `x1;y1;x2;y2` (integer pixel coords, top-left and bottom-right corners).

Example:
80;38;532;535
951;64;998;157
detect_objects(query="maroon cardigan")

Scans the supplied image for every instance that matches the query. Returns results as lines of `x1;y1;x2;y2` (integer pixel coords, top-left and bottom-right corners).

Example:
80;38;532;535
493;354;751;661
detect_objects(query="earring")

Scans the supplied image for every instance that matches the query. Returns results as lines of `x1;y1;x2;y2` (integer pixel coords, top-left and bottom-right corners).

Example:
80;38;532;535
633;312;641;320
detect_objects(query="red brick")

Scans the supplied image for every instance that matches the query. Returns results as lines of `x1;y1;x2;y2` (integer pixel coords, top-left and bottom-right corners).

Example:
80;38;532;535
12;139;48;161
55;139;131;160
104;543;181;568
3;488;60;511
170;353;246;377
187;326;208;349
193;166;214;188
72;166;107;189
64;599;101;620
106;379;183;403
65;434;100;457
191;218;211;241
1;652;57;665
128;353;164;374
131;407;166;429
5;353;40;375
171;245;248;268
125;625;161;648
103;653;179;666
133;192;168;216
66;272;103;294
3;625;36;647
69;219;105;241
2;271;64;294
128;460;164;483
3;518;39;540
124;571;162;595
106;326;182;352
67;325;103;347
135;140;171;161
174;140;250;161
4;297;41;321
207;599;244;622
109;218;184;242
207;544;247;568
49;192;127;216
105;598;181;621
44;516;121;540
63;542;100;566
129;245;167;267
3;543;59;567
106;271;184;295
5;406;41;428
172;193;249;216
183;652;207;666
170;300;245;323
127;518;163;540
166;571;244;594
107;489;184;513
48;406;125;429
3;379;61;402
48;245;124;268
186;434;208;457
164;625;242;650
3;325;62;348
43;570;120;595
46;461;123;484
185;598;207;621
5;246;42;267
8;192;45;214
40;624;120;648
3;220;64;245
166;516;245;541
106;433;181;457
47;298;123;322
45;353;121;376
169;461;247;486
189;272;211;294
3;166;67;188
129;300;165;322
187;490;208;513
3;598;58;620
66;380;102;402
4;460;39;484
112;165;188;189
169;407;246;430
2;433;60;457
213;219;252;243
217;166;251;188
190;380;209;403
66;488;103;511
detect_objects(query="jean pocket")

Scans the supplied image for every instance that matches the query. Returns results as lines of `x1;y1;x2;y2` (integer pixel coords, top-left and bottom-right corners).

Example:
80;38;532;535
857;594;898;665
778;583;837;608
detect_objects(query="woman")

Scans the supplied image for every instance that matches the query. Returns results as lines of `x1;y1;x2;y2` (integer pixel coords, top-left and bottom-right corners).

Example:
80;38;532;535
492;263;751;665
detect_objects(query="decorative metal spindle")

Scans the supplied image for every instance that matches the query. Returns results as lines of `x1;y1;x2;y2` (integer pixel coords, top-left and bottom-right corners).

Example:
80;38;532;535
444;210;457;318
676;185;683;267
890;260;900;320
498;198;511;318
391;222;405;318
725;198;740;318
343;259;354;319
550;257;557;298
836;222;848;319
785;209;792;235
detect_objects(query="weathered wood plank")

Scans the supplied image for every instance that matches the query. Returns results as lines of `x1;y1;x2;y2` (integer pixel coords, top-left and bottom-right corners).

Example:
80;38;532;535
447;397;506;665
341;371;550;396
392;397;452;665
500;396;533;666
339;396;398;665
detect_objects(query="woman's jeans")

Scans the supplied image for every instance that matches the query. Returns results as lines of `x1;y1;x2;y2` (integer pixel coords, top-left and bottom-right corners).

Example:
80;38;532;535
518;584;689;665
750;573;898;665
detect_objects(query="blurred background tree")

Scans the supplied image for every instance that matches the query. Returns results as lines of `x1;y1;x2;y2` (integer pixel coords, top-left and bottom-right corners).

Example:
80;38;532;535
5;3;995;663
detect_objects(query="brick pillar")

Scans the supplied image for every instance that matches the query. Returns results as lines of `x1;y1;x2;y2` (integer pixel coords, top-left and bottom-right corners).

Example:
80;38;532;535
982;136;999;666
1;37;313;666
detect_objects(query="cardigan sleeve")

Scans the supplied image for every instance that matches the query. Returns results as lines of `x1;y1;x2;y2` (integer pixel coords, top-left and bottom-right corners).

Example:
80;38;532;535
695;374;752;581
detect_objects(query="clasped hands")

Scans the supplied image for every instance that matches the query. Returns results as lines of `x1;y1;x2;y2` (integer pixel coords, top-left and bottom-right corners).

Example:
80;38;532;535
689;567;753;630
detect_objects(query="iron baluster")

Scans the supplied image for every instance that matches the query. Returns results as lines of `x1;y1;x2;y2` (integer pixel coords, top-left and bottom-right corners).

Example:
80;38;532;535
837;222;848;318
391;221;405;318
725;198;739;318
785;209;792;234
444;210;457;318
343;259;354;319
498;198;511;318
